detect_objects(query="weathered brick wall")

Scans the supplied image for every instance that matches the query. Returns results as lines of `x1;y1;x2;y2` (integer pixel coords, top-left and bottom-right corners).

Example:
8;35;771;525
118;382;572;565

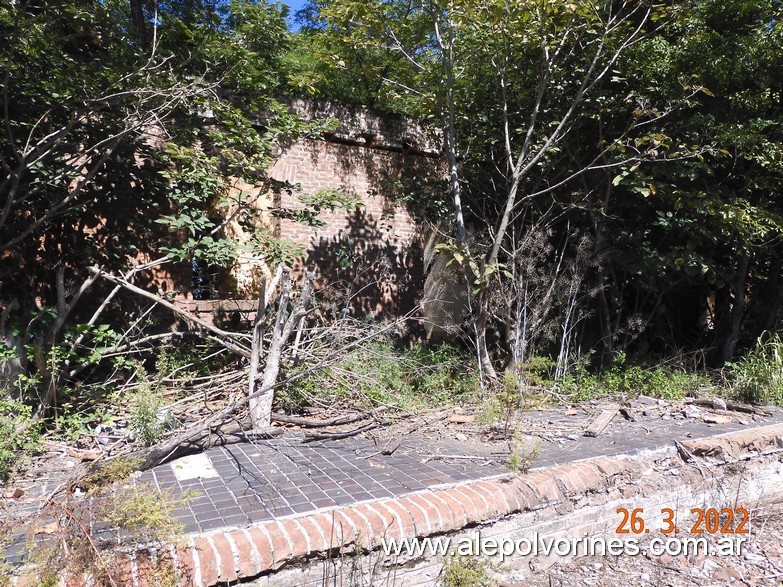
269;135;443;320
144;99;446;323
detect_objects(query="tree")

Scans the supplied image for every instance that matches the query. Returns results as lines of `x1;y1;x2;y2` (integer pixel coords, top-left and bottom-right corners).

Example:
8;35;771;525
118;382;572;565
306;0;692;377
0;0;327;419
302;0;783;377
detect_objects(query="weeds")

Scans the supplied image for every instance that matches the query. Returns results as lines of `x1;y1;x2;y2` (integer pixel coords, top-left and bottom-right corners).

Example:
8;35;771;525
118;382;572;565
280;333;479;411
728;332;783;405
23;480;192;586
81;457;144;493
100;485;193;544
131;379;164;446
506;429;540;474
0;398;40;480
479;371;524;437
441;554;496;587
558;352;711;402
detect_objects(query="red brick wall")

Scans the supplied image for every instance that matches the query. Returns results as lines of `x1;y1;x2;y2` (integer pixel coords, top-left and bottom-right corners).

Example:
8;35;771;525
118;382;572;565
269;138;443;320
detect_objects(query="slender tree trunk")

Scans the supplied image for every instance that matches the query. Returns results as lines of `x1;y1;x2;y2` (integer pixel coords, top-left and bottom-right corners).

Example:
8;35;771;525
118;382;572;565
473;295;498;381
250;269;314;429
130;0;148;49
719;252;751;363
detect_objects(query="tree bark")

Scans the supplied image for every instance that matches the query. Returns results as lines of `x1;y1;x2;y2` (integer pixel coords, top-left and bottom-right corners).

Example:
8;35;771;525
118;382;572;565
718;252;751;363
250;269;314;429
130;0;148;49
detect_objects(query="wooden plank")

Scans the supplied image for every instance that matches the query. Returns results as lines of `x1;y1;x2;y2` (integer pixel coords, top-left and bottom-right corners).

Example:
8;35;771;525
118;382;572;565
583;409;617;437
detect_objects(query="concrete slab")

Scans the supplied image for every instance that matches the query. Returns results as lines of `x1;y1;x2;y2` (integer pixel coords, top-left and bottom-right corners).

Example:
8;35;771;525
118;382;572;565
171;453;220;481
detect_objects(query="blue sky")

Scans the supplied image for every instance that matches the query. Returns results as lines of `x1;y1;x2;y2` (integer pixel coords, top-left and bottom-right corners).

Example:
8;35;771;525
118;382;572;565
280;0;308;11
279;0;308;26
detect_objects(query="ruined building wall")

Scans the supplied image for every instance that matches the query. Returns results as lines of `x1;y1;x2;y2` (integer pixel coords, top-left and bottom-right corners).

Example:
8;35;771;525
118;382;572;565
170;99;447;326
268;99;443;321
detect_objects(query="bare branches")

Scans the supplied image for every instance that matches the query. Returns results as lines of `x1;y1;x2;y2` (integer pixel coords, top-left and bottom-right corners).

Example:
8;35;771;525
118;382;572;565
88;266;252;357
250;268;316;429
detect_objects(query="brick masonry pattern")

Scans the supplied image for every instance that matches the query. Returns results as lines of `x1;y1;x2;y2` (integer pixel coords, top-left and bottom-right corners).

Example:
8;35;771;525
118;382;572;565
16;422;783;587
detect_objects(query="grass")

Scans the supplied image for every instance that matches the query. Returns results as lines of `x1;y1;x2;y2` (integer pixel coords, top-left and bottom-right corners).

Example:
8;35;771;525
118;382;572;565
279;335;480;412
728;332;783;405
0;398;40;480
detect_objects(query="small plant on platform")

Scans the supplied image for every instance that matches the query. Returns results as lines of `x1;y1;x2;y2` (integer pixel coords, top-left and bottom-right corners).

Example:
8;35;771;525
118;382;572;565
81;456;144;493
506;430;540;474
22;481;191;586
729;332;783;405
100;484;191;544
479;371;524;438
441;554;496;587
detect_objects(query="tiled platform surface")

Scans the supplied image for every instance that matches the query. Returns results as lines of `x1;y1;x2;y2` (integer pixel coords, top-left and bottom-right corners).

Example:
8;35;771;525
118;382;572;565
3;404;783;577
141;405;783;536
149;436;501;535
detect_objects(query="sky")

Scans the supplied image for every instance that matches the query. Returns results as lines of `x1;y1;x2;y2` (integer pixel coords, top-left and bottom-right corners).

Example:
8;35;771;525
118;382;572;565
279;0;308;10
279;0;308;27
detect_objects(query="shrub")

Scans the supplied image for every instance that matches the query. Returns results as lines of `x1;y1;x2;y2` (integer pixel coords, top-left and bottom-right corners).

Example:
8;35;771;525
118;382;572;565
0;398;40;480
280;334;479;411
729;332;783;405
441;555;495;587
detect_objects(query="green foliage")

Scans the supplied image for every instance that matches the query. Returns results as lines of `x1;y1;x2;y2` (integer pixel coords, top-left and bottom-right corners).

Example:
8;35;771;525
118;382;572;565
558;353;710;401
480;371;524;437
441;555;495;587
27;479;190;585
728;333;783;405
131;381;164;446
281;336;479;411
100;485;194;544
81;457;144;493
0;399;40;480
506;430;539;474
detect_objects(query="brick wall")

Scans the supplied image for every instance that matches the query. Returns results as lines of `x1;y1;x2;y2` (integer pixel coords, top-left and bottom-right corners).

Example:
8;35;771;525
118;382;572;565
269;136;443;320
138;100;447;323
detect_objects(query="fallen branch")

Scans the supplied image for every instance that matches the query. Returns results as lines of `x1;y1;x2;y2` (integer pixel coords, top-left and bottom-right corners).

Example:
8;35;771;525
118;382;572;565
71;418;283;489
421;454;494;463
62;313;417;492
303;421;379;442
88;266;251;358
271;410;379;428
688;398;771;416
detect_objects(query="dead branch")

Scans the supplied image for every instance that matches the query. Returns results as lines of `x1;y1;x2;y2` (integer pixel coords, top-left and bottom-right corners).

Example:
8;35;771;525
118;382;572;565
251;268;315;429
271;410;378;428
88;266;251;357
47;498;118;587
70;418;284;489
688;398;771;416
59;312;415;495
303;421;379;442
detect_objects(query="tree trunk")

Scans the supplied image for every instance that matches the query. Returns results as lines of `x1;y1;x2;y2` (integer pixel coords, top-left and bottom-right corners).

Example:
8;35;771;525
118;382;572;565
130;0;148;49
249;269;314;429
250;269;291;428
718;252;751;363
474;293;498;381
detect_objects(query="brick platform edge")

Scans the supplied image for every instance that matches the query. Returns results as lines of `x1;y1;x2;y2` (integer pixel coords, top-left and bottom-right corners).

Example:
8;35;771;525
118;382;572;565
11;423;783;587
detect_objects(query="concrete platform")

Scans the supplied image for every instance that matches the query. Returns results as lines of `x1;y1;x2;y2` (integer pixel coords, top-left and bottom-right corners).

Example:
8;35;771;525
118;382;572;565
6;407;783;586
